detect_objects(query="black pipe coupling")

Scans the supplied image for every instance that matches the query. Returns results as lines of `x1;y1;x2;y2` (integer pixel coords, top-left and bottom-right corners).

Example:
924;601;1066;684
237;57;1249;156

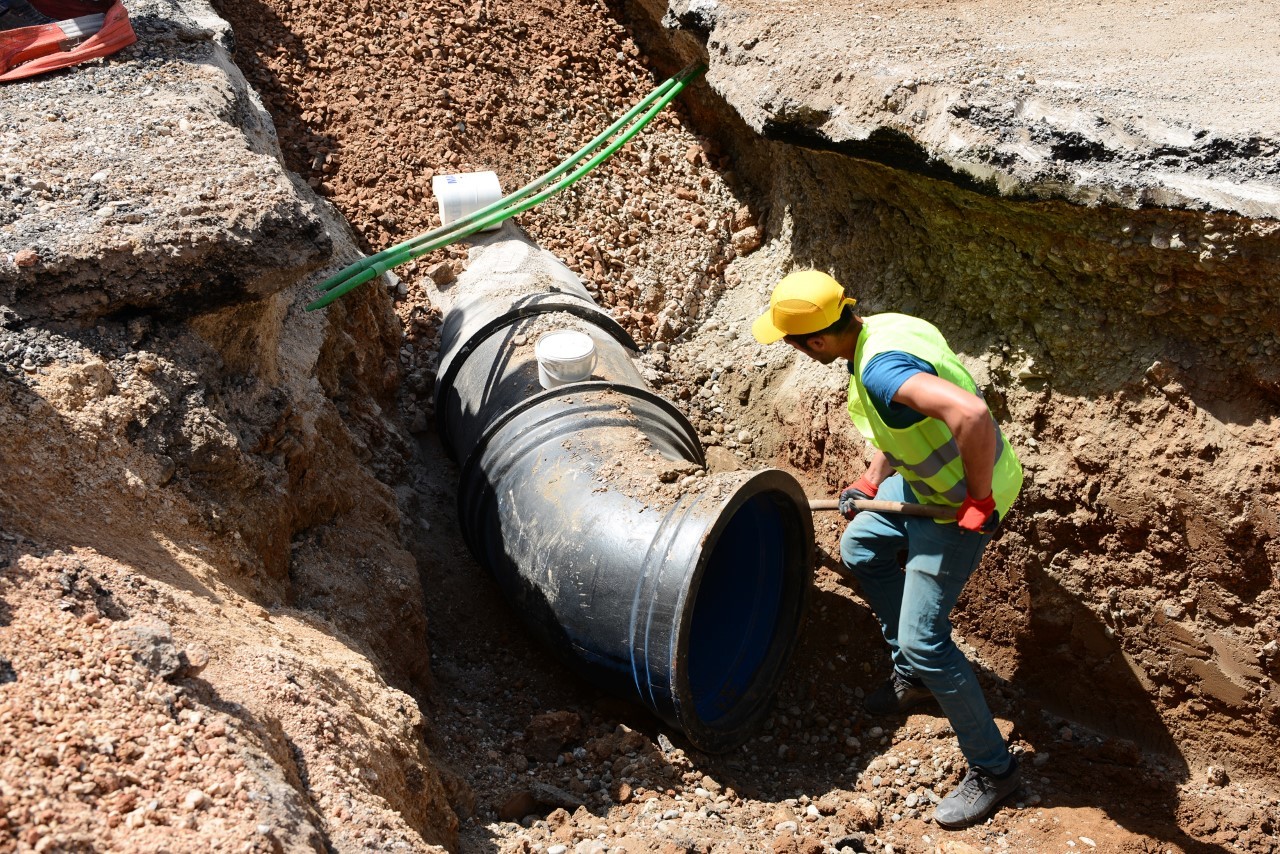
432;224;813;752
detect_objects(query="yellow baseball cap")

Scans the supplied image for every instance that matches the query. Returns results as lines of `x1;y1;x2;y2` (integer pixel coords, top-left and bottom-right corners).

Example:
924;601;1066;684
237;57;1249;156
751;270;857;344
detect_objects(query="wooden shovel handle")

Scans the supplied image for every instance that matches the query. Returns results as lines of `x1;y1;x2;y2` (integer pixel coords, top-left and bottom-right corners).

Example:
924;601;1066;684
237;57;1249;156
808;498;958;521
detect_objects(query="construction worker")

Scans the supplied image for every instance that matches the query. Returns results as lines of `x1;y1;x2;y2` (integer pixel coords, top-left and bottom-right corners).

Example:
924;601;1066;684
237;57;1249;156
752;270;1024;829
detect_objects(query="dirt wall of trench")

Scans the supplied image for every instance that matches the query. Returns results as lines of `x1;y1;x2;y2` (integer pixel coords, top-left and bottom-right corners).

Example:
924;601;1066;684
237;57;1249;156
760;145;1280;778
0;1;463;846
626;12;1280;789
3;0;1280;848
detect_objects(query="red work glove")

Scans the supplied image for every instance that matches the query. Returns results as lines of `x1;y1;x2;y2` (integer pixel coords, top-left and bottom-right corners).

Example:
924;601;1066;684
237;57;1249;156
957;493;998;533
837;475;880;520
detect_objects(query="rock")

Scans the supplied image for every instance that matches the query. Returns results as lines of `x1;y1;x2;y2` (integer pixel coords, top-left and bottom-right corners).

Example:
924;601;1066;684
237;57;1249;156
497;790;539;821
426;260;456;285
730;205;756;231
14;249;38;267
814;793;843;815
529;781;586;812
730;226;761;255
837;797;880;831
117;617;186;681
182;789;209;810
522;710;583;761
1097;737;1140;766
183;644;210;678
544;807;572;831
1017;358;1046;380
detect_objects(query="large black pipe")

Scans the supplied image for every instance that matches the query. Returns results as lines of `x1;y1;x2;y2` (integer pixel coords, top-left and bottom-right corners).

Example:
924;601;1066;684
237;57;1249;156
432;225;813;752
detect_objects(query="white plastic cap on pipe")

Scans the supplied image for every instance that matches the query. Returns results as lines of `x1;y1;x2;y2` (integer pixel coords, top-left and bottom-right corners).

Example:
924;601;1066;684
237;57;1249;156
432;171;504;232
535;330;597;389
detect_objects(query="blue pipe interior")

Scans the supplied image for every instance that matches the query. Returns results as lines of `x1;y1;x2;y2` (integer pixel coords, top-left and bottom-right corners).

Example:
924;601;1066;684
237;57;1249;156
687;492;788;723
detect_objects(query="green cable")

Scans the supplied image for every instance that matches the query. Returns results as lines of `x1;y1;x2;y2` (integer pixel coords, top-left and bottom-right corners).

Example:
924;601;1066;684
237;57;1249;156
306;63;705;311
307;80;690;310
309;63;703;307
314;64;697;296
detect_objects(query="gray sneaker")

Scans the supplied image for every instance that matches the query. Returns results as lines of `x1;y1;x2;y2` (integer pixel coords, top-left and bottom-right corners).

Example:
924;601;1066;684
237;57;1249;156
934;758;1021;829
864;671;934;716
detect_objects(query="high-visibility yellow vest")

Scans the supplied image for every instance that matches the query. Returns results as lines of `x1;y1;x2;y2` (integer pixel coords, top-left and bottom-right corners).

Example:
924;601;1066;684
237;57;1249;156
846;314;1023;520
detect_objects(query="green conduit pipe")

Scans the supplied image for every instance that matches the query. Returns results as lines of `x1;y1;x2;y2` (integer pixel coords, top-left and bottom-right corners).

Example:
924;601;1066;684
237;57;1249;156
314;63;698;295
306;63;706;311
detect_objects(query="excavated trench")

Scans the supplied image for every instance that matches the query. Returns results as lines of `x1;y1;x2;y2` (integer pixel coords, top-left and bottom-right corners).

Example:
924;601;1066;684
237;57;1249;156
3;0;1278;850
227;0;1280;843
720;141;1280;760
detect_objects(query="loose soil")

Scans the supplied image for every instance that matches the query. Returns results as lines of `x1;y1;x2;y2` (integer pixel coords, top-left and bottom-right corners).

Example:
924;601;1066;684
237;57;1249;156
201;0;1278;851
1;0;1276;852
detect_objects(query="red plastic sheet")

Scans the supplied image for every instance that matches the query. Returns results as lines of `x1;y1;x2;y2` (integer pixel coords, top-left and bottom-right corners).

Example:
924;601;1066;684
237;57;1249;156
1;0;135;83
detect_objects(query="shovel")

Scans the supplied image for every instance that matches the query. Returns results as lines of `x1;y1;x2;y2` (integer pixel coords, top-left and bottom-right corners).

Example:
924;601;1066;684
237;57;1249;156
808;498;958;521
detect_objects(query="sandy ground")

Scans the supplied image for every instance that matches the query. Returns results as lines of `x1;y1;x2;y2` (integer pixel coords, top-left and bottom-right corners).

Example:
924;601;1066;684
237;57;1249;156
206;0;1277;851
1;0;1277;851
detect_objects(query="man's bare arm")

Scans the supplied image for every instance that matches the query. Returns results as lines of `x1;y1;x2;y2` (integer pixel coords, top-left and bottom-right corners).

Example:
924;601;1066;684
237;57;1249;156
893;373;996;499
862;449;894;488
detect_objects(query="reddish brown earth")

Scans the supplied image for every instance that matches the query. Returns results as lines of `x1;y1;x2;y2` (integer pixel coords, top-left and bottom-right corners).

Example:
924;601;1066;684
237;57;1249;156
196;0;1278;852
1;0;1276;851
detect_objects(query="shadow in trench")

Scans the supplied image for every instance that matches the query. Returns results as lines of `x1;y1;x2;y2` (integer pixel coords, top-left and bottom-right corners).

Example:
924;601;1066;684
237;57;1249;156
1008;563;1229;853
742;541;1233;853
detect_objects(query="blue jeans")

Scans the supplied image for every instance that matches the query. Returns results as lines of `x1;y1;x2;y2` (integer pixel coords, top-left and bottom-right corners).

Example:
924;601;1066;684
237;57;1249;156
840;474;1012;774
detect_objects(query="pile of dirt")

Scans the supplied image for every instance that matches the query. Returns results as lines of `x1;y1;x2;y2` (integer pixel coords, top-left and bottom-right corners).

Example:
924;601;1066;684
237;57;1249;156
208;0;1279;848
2;0;1278;850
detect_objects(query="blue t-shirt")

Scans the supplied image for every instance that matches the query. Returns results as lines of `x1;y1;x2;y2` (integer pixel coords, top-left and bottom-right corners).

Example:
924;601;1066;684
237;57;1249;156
848;351;936;428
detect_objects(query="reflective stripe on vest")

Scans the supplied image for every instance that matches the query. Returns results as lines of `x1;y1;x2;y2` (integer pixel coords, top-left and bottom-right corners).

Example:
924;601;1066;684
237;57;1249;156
846;314;1023;518
882;421;1010;504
